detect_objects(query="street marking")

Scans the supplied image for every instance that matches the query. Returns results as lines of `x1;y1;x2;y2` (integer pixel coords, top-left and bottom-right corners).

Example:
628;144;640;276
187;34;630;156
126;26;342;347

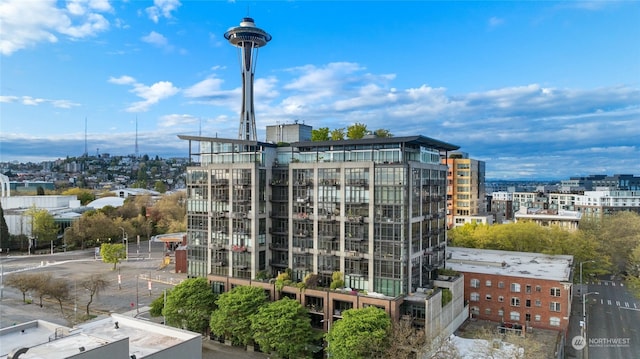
608;300;612;305
621;282;624;287
625;302;629;307
634;303;638;309
612;282;616;286
616;301;621;306
601;299;604;304
605;281;609;286
619;307;640;312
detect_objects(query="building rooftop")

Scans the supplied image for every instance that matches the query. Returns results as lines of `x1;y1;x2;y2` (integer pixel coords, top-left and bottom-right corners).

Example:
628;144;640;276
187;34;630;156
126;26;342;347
446;247;573;282
0;313;200;359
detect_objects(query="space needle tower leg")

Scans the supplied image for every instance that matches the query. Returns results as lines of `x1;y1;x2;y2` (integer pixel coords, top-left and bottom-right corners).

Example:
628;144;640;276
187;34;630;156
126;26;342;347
224;17;272;141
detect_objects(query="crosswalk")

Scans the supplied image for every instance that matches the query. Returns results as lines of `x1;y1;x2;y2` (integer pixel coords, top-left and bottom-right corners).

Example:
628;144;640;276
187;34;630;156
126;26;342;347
598;299;638;308
585;280;638;309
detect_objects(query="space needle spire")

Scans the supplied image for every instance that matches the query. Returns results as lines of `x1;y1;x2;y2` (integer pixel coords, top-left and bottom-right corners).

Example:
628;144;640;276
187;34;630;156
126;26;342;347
224;17;272;141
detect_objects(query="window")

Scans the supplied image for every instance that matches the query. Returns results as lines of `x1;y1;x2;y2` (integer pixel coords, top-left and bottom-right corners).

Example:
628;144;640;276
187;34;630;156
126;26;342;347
470;279;480;288
485;280;492;287
550;287;561;297
498;281;505;289
470;292;480;302
550;317;561;327
525;313;531;322
550;302;561;312
511;297;520;307
498;309;504;317
535;314;541;322
510;283;521;292
471;306;480;315
535;285;542;292
485;308;492;315
498;295;504;302
525;299;531;308
525;285;532;294
535;299;541;307
486;294;492;301
510;311;520;321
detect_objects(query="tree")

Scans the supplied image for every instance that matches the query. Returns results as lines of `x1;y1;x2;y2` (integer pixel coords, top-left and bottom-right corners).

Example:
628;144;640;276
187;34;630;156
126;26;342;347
374;128;393;138
150;289;171;317
47;277;70;316
311;127;331;141
330;128;345;140
26;207;58;246
592;211;640;274
0;202;9;250
164;277;217;334
325;306;391;359
210;285;268;346
251;297;315;358
80;274;109;316
100;243;126;270
62;188;95;205
330;271;344;289
346;123;369;139
154;180;167;193
383;319;460;359
32;273;53;307
5;273;34;303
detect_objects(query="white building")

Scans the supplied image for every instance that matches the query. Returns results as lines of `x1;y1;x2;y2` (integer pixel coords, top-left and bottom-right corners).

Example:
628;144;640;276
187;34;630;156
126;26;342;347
0;313;201;359
514;207;582;232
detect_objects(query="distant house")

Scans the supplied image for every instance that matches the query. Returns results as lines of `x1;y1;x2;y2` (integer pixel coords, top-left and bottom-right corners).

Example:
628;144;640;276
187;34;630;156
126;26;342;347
111;188;160;199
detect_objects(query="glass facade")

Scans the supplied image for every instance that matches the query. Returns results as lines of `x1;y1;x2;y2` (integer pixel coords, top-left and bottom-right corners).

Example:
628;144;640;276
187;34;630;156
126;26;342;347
183;136;454;297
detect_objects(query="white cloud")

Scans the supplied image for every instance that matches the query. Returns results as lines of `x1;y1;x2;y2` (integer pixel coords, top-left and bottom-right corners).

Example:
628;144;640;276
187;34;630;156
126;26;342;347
108;75;137;85
109;75;180;112
183;77;225;98
0;0;112;55
145;0;181;23
0;95;79;108
142;31;169;47
158;114;199;128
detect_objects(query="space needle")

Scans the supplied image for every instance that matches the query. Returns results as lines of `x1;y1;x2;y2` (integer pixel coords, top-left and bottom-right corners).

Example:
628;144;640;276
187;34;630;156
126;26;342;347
224;17;272;141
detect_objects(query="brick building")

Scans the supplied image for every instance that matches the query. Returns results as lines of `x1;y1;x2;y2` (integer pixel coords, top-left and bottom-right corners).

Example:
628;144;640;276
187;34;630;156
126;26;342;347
446;247;574;332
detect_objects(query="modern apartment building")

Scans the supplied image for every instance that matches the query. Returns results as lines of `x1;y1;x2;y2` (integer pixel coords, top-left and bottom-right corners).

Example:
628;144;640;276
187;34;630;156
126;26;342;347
443;152;486;229
178;129;467;328
575;190;640;218
446;247;574;332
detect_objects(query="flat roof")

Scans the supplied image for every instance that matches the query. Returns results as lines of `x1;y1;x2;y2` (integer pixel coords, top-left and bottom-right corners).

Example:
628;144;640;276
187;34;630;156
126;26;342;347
0;313;200;359
446;247;573;282
293;135;459;151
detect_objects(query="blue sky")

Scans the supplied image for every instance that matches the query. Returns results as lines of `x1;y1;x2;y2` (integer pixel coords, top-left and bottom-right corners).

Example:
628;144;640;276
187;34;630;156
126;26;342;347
1;0;639;180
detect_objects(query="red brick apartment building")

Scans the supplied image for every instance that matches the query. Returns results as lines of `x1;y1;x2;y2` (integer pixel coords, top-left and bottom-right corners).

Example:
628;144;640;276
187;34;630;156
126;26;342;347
446;247;574;332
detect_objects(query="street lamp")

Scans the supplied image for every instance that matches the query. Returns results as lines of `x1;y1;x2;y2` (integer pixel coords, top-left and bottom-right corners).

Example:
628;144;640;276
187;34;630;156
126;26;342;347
582;291;599;359
119;227;128;261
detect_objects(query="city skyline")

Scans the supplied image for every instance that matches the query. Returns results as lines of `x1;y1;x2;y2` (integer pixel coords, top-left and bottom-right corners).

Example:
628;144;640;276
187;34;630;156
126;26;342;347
1;1;639;179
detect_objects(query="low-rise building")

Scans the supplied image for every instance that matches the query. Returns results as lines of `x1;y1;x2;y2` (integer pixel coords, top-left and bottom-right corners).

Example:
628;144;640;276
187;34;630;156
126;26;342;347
445;247;573;332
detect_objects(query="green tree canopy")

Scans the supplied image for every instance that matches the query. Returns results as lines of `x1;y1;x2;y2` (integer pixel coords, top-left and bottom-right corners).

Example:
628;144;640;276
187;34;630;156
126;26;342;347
346;122;368;139
164;277;217;334
100;243;126;270
449;221;609;280
374;128;393;138
210;285;268;346
251;297;315;358
330;128;345;140
61;188;95;205
26;207;58;244
311;127;330;141
150;289;171;317
325;306;391;359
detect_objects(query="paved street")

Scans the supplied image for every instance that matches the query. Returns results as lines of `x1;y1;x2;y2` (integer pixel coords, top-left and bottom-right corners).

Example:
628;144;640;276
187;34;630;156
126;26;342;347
586;278;640;359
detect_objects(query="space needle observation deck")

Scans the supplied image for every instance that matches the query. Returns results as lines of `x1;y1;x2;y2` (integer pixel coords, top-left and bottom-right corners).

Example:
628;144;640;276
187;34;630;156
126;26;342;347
224;17;272;141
